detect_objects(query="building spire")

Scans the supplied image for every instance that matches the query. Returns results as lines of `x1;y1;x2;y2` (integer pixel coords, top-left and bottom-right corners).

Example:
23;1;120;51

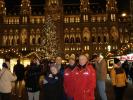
20;0;31;15
45;0;63;21
106;0;117;12
80;0;91;12
0;0;6;15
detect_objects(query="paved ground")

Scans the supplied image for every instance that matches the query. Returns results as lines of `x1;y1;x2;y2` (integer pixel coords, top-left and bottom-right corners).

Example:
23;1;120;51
11;80;133;100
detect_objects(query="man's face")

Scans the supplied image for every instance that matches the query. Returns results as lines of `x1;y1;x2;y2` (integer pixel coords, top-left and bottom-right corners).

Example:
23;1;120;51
79;55;88;66
56;57;62;65
69;59;75;66
50;67;58;75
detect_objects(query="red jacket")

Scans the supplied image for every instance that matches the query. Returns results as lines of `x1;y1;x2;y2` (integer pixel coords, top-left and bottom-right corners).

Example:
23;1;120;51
64;67;75;97
73;64;96;100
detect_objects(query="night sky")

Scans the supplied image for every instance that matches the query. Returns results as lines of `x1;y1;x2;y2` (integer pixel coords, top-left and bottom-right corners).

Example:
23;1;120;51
5;0;129;14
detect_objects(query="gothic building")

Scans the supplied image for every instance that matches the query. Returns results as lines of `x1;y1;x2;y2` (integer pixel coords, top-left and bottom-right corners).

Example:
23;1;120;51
0;0;130;58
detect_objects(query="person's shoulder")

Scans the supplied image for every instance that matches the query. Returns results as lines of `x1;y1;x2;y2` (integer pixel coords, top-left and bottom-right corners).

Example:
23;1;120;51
14;64;17;68
86;63;94;68
86;64;95;71
6;69;13;75
20;64;24;67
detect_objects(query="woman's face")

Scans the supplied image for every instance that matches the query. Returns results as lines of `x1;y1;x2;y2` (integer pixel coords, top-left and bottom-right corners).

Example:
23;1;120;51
50;67;58;75
69;59;75;66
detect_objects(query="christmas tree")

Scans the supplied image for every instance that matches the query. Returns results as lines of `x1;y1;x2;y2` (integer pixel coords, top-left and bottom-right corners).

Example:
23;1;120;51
41;15;58;59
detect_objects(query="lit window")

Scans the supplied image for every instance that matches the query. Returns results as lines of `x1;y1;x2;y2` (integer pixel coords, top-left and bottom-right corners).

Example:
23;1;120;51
42;18;45;23
64;17;69;23
31;18;34;24
70;17;74;23
87;46;89;50
37;18;40;24
83;15;88;22
97;17;101;22
22;17;27;23
111;14;116;21
91;17;96;22
84;46;87;50
103;17;107;22
107;45;111;51
75;17;80;23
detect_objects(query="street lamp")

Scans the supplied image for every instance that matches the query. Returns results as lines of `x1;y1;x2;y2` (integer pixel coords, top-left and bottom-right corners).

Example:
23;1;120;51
121;13;127;17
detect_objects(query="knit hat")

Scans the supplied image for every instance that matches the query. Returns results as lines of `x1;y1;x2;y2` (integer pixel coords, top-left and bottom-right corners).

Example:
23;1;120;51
114;58;120;64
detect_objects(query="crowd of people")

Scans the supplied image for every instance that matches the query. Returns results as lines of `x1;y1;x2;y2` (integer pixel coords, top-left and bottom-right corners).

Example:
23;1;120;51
0;54;133;100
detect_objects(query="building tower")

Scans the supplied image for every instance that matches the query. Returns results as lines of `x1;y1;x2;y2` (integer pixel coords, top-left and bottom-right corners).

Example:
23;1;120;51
106;0;118;21
80;0;91;12
45;0;63;21
0;0;6;23
80;0;92;53
20;0;31;24
20;0;31;15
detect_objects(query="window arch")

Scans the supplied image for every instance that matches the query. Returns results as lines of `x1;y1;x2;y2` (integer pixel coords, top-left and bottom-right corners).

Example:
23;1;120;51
103;36;107;43
70;37;75;43
38;37;41;44
98;36;101;43
110;26;119;41
83;37;87;42
92;36;96;43
65;37;69;43
83;27;90;42
32;38;36;45
11;39;14;45
76;37;80;43
17;39;20;45
64;28;69;33
6;38;10;46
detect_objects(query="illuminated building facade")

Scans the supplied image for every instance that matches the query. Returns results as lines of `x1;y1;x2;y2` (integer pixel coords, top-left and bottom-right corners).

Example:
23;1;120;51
0;0;130;58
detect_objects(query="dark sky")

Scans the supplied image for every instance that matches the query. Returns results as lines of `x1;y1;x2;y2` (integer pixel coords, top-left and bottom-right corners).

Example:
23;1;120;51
5;0;129;14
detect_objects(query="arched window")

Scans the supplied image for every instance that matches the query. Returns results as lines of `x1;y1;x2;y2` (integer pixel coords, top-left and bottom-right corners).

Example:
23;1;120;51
65;37;69;43
70;37;75;43
6;39;10;46
98;36;101;43
38;38;41;44
32;38;36;45
12;39;14;45
83;37;87;42
92;36;95;43
76;37;80;43
24;39;27;45
103;36;107;43
17;39;20;45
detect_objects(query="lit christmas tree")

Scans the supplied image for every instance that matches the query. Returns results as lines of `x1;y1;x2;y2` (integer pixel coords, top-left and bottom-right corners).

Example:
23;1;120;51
41;15;58;59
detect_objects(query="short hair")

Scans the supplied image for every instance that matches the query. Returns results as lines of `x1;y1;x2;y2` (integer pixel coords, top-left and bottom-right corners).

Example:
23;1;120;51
2;63;8;68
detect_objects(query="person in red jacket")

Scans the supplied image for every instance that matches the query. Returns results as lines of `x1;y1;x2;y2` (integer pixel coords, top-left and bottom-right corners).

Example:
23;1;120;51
73;55;96;100
64;57;76;100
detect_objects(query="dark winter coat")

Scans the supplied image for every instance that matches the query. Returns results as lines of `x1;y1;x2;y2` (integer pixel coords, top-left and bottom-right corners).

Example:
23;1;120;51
25;63;41;92
44;72;63;100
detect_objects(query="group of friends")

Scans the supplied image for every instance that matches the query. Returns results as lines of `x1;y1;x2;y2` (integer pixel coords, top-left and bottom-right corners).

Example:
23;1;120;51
0;54;129;100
